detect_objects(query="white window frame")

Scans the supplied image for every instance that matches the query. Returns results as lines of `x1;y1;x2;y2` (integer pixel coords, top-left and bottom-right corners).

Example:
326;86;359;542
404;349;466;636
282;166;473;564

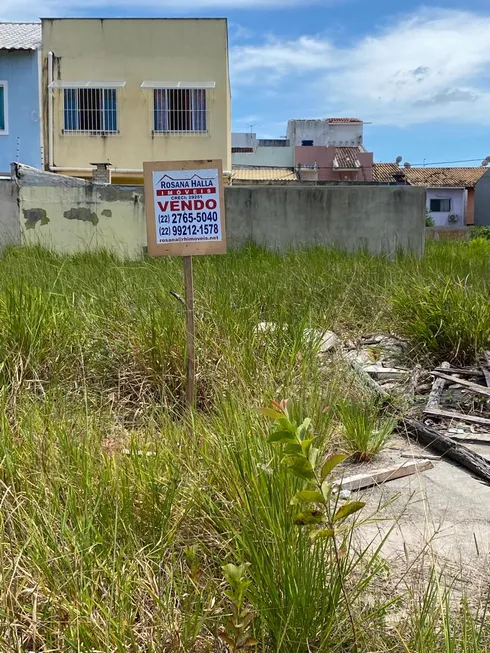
152;87;209;135
62;86;120;135
0;81;8;136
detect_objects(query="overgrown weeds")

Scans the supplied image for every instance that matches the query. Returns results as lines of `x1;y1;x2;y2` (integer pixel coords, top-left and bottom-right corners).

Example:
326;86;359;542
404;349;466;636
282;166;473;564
392;275;490;365
337;397;397;461
0;243;488;651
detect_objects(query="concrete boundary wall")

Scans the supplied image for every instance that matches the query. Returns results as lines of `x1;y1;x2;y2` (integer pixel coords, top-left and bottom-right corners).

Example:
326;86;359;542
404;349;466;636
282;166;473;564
225;186;425;255
0;179;21;249
2;166;426;258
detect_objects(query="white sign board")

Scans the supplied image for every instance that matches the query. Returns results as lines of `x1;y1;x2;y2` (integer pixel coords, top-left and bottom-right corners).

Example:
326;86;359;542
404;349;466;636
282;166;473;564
143;160;226;257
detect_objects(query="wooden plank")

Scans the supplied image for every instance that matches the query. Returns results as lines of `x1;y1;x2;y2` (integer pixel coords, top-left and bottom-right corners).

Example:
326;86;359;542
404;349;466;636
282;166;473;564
482;352;490;388
401;452;441;461
431;371;490;398
445;432;490;444
434;367;484;377
402;419;490;484
423;407;490;426
336;460;434;491
347;357;390;399
184;256;196;408
426;361;450;410
481;366;490;388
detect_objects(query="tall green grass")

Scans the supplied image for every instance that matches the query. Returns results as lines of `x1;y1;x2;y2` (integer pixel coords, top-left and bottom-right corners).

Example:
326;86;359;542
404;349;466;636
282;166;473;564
0;242;488;651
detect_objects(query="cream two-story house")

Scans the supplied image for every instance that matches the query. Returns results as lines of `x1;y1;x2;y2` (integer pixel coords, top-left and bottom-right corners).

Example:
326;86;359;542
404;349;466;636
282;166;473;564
42;18;231;184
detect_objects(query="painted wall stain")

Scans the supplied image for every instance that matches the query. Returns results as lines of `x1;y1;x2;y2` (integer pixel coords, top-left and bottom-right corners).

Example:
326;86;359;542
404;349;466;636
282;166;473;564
101;209;112;217
63;208;99;226
23;208;50;229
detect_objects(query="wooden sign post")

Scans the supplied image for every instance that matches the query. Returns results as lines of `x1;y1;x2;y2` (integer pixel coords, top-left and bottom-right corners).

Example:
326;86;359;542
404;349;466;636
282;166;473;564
143;159;226;408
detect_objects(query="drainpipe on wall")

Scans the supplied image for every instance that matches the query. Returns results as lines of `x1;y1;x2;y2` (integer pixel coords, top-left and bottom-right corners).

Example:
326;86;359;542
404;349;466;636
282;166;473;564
37;50;44;169
47;51;54;170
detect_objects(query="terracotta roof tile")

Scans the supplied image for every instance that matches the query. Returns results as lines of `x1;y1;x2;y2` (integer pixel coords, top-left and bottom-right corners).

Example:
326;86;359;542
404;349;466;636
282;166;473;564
0;22;41;50
232;167;297;181
327;117;362;124
372;163;404;183
404;167;488;188
334;147;361;169
373;163;488;187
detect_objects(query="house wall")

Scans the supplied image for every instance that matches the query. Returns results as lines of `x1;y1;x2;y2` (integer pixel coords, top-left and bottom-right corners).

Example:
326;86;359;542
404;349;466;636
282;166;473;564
232;132;257;148
12;167;425;258
327;123;363;147
474;169;490;226
42;18;231;178
466;188;475;225
287;120;330;147
286;120;364;147
426;188;465;227
232;146;295;168
295;147;373;181
295;146;334;181
0;50;42;174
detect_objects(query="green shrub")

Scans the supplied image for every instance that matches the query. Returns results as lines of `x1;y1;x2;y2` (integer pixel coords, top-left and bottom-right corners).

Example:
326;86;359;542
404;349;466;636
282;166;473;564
392;276;490;364
337;398;396;461
469;225;490;240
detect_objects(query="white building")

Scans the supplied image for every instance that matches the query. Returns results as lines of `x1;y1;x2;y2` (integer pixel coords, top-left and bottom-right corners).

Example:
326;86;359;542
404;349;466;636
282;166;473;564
286;118;364;147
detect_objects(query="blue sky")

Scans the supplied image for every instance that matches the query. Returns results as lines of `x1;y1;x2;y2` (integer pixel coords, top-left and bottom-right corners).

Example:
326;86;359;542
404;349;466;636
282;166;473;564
3;0;490;165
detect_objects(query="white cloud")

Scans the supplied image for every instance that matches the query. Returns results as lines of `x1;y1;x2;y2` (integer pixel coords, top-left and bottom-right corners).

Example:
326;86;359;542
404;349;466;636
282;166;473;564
0;0;323;21
231;9;490;126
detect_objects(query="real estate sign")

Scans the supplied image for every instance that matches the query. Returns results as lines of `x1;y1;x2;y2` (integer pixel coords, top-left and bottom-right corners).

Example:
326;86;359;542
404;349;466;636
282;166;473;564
143;160;226;257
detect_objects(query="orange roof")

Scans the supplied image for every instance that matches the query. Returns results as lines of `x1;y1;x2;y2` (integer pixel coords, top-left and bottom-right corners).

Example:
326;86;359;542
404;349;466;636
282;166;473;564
327;117;362;124
232;167;297;181
334;147;361;169
372;163;404;183
373;163;488;188
405;167;488;188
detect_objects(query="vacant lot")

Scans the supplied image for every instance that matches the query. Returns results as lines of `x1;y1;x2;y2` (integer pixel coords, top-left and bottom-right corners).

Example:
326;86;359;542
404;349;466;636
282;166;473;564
0;241;490;652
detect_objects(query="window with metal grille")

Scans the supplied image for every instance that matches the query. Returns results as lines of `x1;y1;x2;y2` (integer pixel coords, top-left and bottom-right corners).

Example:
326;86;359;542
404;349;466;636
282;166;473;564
153;89;207;134
63;88;118;134
429;198;451;212
0;82;7;133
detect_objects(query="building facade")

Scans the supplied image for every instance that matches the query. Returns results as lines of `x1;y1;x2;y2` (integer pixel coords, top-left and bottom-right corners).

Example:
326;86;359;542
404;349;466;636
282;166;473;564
0;23;42;175
290;118;373;182
373;164;488;226
232;132;294;168
42;18;231;184
232;118;373;182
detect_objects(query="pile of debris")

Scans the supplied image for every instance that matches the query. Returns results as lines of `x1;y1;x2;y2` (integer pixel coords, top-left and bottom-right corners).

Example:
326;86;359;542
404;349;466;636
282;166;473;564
341;334;415;398
256;322;490;486
325;332;490;486
404;356;490;485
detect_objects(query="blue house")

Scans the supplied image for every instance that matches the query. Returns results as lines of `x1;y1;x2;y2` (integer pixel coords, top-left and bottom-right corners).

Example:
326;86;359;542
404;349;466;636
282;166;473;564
0;23;42;175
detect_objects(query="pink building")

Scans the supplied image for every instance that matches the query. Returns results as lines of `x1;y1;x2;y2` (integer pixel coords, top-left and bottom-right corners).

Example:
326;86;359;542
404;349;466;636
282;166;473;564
288;118;374;182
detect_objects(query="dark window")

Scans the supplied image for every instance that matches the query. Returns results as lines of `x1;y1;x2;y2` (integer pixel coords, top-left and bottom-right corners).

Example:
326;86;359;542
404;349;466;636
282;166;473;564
154;88;207;133
302;139;314;146
429;198;451;212
64;88;118;134
0;84;5;132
